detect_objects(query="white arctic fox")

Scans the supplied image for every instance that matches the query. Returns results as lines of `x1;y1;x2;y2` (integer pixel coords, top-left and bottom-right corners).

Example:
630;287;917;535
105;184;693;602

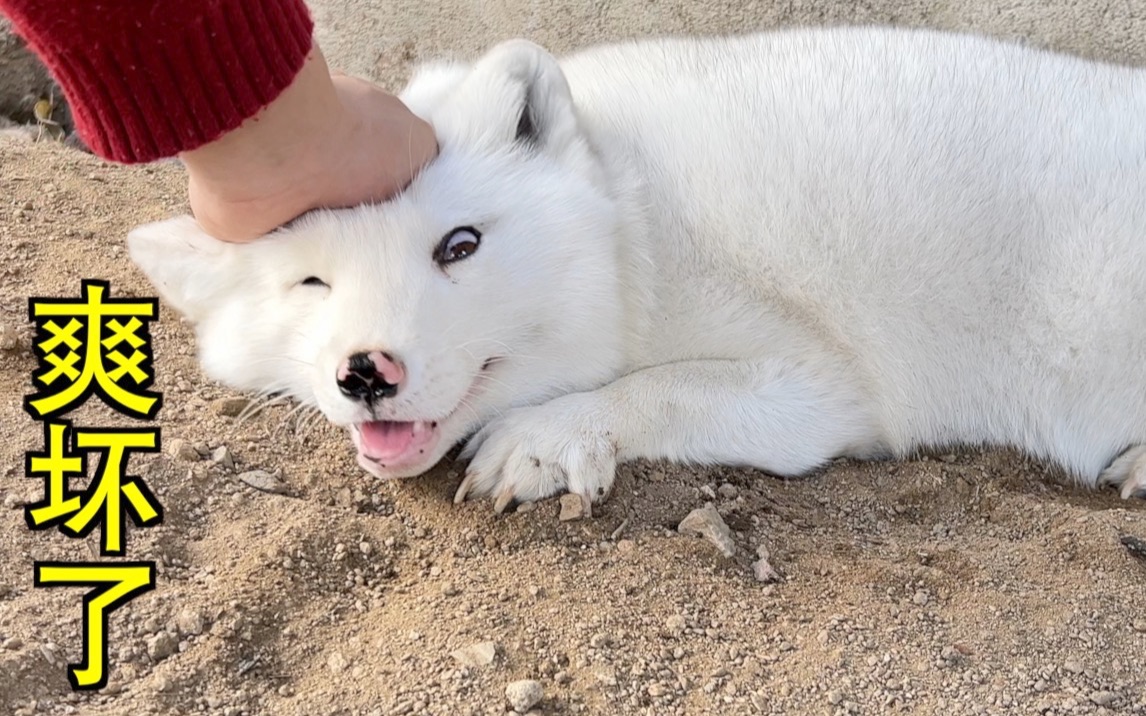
129;26;1146;513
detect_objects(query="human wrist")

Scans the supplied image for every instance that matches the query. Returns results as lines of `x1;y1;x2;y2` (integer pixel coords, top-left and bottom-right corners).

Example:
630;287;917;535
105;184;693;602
179;45;340;197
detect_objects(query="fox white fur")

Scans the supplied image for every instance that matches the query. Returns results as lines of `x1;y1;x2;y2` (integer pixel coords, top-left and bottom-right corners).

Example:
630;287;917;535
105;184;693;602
128;26;1146;511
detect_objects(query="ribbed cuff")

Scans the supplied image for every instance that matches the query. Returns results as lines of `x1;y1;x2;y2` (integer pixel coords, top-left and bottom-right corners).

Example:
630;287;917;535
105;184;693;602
5;0;314;163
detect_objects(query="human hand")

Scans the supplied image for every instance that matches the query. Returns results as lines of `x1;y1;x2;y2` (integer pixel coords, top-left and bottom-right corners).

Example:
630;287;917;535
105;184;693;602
181;45;437;242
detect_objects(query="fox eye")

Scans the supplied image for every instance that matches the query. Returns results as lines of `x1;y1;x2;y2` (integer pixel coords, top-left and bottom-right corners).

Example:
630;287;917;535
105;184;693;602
434;227;482;266
299;276;329;288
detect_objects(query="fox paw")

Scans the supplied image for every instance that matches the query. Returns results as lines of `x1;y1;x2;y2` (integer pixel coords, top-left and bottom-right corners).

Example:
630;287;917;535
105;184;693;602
1098;445;1146;500
454;394;617;514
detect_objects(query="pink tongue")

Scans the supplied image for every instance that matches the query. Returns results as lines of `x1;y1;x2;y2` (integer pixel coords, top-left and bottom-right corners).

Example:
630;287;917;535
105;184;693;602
359;421;416;459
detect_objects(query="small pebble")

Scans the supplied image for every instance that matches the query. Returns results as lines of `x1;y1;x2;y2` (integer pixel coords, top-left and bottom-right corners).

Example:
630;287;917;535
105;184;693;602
147;632;177;661
327;651;348;674
717;483;738;499
1090;691;1118;707
913;590;929;606
213;397;250;417
752;545;782;583
39;642;61;666
0;324;19;351
3;493;28;509
450;641;498;668
167;438;201;462
559;493;586;522
505;680;544;712
678;504;735;558
210;446;235;471
238;470;288;495
175;608;204;636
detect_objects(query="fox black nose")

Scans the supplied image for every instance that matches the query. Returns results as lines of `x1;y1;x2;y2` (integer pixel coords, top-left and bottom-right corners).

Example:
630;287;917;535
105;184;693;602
336;351;403;401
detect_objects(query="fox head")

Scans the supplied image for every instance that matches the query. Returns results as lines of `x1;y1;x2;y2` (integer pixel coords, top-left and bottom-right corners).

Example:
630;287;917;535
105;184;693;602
129;41;628;478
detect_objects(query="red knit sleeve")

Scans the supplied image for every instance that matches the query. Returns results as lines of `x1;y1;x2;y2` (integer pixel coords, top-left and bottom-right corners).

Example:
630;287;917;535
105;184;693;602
0;0;314;163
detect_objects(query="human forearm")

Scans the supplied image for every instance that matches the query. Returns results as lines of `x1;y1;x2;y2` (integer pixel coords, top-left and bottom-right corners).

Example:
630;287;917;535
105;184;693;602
0;0;315;163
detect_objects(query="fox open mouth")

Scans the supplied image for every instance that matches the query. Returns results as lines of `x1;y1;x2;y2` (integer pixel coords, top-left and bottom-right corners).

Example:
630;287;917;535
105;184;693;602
352;419;441;469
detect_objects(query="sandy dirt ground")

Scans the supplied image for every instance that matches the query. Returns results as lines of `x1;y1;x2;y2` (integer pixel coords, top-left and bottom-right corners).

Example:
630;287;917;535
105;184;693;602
3;2;1146;715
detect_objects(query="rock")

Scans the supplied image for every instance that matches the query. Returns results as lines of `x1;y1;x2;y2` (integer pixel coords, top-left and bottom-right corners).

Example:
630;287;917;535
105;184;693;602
558;493;586;522
1064;659;1085;674
505;680;544;712
175;608;205;636
2;637;23;650
238;470;288;495
1090;691;1118;707
717;483;738;499
913;590;929;606
167;438;202;462
210;446;235;471
677;504;736;558
828;689;845;705
648;682;668;697
450;640;498;669
1132;619;1146;633
213;397;250;417
147;631;177;661
665;615;687;635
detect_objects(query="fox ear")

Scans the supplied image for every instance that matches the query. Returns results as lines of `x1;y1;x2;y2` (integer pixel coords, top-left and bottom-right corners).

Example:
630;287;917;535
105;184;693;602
127;215;237;323
436;39;581;157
